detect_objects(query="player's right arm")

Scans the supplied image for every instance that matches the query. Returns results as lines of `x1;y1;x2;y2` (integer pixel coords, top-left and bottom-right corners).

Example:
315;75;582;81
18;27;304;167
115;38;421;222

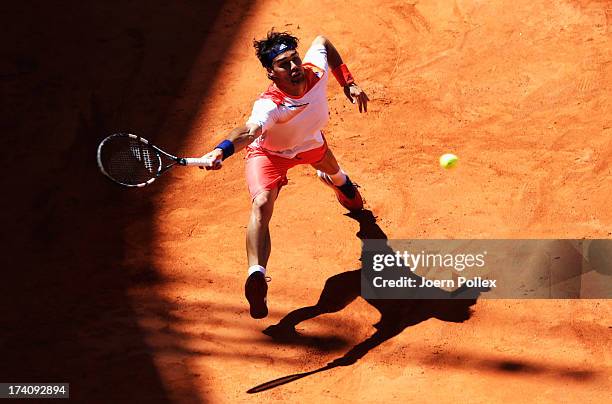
229;123;263;150
200;97;279;170
199;123;262;170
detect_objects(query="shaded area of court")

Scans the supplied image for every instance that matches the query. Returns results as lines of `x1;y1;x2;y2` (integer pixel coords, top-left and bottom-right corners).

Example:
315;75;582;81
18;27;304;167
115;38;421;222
0;1;253;402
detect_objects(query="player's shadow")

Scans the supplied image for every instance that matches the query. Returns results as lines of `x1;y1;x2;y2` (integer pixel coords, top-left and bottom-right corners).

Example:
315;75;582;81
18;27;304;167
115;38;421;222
248;210;486;393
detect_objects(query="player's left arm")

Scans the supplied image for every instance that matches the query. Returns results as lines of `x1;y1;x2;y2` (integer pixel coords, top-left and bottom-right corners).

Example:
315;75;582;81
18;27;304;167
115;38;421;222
312;35;370;113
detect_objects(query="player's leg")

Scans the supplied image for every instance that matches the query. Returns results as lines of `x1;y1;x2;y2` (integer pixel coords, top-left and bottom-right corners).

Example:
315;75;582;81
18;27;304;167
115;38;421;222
311;146;363;211
244;187;278;319
244;145;292;319
246;187;278;268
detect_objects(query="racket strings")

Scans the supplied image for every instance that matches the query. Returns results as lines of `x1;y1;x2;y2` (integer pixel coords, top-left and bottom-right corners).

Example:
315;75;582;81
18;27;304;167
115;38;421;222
100;137;161;185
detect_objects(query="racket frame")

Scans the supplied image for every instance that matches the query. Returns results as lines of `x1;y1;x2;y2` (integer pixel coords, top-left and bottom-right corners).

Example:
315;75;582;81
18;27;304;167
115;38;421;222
97;133;192;188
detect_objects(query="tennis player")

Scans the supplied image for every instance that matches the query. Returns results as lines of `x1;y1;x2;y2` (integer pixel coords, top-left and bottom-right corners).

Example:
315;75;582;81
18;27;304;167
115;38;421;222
200;31;369;319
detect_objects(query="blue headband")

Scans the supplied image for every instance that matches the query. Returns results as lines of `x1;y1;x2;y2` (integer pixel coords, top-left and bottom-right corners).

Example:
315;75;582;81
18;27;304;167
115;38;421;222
265;42;296;65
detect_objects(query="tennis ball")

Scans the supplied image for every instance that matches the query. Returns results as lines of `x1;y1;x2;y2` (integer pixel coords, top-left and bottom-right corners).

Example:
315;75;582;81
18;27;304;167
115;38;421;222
440;153;458;169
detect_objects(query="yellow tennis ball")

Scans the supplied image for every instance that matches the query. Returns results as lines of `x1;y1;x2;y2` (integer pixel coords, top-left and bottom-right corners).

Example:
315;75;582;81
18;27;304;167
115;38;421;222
440;153;458;169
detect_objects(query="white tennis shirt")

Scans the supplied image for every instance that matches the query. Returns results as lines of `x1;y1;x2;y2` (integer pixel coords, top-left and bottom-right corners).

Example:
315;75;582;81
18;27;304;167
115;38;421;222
246;43;330;158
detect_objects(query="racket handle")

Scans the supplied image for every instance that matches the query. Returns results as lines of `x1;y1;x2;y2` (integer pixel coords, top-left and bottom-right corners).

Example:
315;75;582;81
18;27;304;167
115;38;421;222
181;157;222;167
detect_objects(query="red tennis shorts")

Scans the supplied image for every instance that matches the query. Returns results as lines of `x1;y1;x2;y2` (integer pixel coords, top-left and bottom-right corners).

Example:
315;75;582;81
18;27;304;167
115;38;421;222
245;141;328;199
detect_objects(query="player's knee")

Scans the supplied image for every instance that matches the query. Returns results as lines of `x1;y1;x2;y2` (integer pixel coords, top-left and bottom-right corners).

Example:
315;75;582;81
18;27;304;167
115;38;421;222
252;193;275;220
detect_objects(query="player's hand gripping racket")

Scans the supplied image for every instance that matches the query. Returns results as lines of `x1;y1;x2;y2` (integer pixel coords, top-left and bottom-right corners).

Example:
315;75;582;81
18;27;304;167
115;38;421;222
97;133;221;187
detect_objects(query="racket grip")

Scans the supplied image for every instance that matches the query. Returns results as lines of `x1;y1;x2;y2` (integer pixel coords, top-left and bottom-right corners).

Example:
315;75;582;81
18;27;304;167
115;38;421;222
182;157;222;167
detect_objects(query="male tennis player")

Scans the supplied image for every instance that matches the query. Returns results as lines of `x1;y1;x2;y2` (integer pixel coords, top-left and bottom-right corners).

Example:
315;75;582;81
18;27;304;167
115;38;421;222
200;31;369;319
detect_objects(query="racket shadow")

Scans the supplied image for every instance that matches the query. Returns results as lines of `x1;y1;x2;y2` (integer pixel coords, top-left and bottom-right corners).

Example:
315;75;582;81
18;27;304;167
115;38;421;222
247;364;334;394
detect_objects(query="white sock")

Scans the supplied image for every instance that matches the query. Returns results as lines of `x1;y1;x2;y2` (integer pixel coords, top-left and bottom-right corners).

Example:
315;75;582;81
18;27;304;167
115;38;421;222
248;265;266;276
328;169;348;186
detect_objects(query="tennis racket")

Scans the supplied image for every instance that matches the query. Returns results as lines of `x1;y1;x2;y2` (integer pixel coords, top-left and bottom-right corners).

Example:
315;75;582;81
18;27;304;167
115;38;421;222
97;133;220;187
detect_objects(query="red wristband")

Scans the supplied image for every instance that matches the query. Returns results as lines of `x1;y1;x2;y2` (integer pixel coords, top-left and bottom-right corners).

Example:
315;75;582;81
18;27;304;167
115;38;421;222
332;64;355;87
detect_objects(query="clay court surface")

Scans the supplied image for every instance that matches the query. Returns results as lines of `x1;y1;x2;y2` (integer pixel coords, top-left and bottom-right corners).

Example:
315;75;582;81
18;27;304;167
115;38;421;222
1;0;611;402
